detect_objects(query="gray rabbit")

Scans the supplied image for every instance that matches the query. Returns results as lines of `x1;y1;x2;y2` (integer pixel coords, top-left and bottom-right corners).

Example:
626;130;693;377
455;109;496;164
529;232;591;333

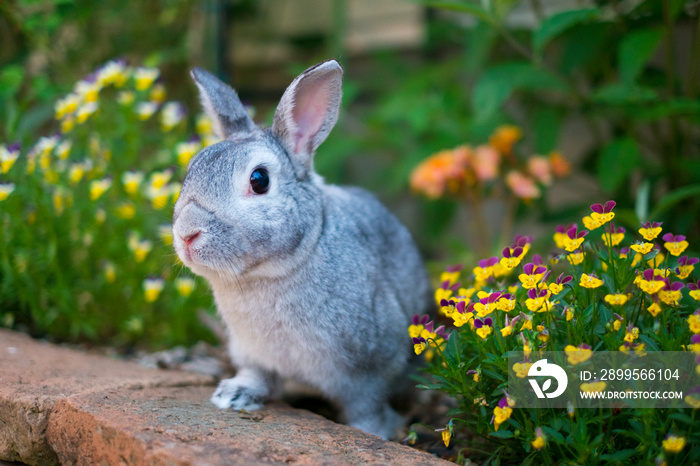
172;60;431;439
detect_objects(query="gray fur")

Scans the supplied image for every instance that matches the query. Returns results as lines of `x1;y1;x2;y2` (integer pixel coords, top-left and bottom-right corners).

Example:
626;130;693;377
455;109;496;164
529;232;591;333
173;60;431;440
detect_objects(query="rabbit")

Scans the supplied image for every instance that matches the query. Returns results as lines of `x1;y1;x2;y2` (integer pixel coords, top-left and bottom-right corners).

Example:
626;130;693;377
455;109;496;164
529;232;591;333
172;59;432;440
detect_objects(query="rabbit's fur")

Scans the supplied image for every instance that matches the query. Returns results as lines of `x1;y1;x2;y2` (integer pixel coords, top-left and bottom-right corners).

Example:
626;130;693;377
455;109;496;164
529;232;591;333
173;60;431;439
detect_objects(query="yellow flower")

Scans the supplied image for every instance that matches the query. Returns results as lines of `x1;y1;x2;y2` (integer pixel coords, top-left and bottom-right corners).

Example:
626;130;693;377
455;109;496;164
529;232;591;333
160;102;185;131
55;93;80;119
563;236;585;252
116;202;136;219
150;83;166;103
0;183;15;201
413;341;426;355
134;67;160;91
582;215;604;230
638;279;665;295
553;231;568;249
647;302;662;317
55;140;71;160
122;171;144;196
441;428;451;447
580;273;603;289
688;314;700;334
452;311;473;328
117;91;135;106
158;224;173;245
639;225;662;241
476;325;492;339
500;326;512;337
521;319;533;331
89;178;112;201
130;237;153;263
566;308;574;321
176;140;201;166
435;287;453;306
602;232;624;247
75;102;98;124
97;60;129;87
565;344;592;365
624;327;640;343
580;381;606;393
663;234;688;256
590;211;615;225
531;428;545;450
685;394;700;408
61;116;75;133
493;406;513;431
519;273;545;289
604;294;628;306
143;278;164;302
103;262;116;283
74;79;101;102
175;277;196;297
662;435;686;454
136;102;158;120
513;362;532;378
149;169;173;189
630;242;654;255
0;144;20;174
658;289;682;306
690;289;700;301
567;251;585;265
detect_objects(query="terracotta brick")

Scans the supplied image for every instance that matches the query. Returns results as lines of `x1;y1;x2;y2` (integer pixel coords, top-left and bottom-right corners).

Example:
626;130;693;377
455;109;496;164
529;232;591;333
47;386;449;465
0;329;213;465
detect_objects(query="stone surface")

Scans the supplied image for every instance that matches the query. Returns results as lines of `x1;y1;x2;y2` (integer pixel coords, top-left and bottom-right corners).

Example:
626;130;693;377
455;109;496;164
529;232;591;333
0;329;213;465
47;386;448;465
0;329;450;465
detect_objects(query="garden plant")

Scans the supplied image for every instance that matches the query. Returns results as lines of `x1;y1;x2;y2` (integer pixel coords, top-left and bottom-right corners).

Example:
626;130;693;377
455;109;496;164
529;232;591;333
408;200;700;464
0;60;217;347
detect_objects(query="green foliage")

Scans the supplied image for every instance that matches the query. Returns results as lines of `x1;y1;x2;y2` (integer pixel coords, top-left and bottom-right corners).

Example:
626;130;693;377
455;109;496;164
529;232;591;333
0;61;216;348
415;0;700;246
411;201;700;464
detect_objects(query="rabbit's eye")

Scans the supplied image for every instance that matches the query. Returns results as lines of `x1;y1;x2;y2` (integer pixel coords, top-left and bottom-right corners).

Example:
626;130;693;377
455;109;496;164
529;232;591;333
250;168;270;194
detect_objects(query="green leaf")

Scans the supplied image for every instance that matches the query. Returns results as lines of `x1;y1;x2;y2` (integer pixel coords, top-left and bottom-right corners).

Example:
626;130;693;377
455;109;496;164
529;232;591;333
532;108;560;153
592;83;658;104
489;430;514;438
638;335;661;351
668;413;696;425
423;1;494;25
472;62;568;120
0;65;25;99
618;28;663;83
635;180;651;222
634;99;700;122
596;138;640;192
648;184;700;219
600;449;638;461
542;426;565;444
533;8;600;54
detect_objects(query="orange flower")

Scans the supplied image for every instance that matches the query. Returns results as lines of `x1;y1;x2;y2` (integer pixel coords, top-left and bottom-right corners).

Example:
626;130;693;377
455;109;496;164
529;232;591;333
528;156;552;185
410;147;472;199
506;171;540;200
549;151;571;178
489;125;522;156
473;145;500;181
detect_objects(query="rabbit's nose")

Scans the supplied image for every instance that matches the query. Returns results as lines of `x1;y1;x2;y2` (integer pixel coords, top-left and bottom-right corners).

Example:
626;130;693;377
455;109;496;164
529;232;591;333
181;230;201;246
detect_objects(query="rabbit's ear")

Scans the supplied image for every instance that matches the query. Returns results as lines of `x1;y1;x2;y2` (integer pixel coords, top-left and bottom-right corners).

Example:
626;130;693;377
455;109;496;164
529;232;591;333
191;68;257;139
272;60;343;178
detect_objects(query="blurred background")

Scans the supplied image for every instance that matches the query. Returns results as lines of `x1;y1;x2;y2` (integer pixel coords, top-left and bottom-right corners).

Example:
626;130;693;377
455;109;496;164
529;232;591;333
1;0;699;349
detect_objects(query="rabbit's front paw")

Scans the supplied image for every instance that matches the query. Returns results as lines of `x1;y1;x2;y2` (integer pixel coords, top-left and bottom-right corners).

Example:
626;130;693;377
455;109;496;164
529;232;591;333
210;376;267;411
